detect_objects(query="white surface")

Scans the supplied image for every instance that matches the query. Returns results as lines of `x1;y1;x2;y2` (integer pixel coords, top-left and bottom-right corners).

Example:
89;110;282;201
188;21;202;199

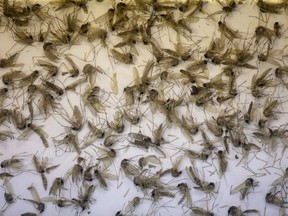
0;0;288;216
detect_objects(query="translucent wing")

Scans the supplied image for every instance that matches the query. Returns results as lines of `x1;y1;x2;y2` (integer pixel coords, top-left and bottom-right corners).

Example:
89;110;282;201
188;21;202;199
173;155;182;168
27;185;41;202
45;164;60;173
32;155;40;169
271;175;285;187
185;166;199;185
271;169;288;186
41;196;57;202
145;155;162;166
280;137;288;148
97;157;113;170
41;157;49;168
63;167;73;182
17;128;33;140
111;73;118;95
101;170;118;180
4;179;13;194
230;181;246;194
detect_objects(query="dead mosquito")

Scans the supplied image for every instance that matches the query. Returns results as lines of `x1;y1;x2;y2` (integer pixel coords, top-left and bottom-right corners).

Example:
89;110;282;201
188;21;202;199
230;178;259;200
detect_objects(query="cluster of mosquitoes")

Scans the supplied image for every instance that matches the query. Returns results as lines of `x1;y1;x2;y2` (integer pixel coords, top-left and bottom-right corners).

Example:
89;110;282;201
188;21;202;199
0;0;288;215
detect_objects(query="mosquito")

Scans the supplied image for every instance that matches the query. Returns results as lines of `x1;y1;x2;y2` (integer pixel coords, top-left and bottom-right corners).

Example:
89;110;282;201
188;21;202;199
23;185;45;213
31;154;59;190
230;178;259;200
